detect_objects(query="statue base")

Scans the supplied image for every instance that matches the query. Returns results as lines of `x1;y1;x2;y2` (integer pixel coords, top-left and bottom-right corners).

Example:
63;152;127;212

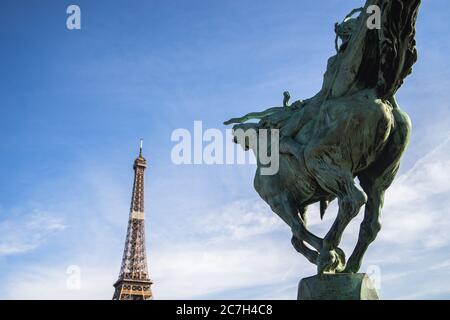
298;273;379;300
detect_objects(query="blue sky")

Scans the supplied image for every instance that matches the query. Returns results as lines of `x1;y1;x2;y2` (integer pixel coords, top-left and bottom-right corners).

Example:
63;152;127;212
0;0;450;299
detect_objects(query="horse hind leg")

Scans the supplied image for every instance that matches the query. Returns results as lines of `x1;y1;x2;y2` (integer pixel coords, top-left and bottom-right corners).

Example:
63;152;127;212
344;104;411;273
343;178;384;273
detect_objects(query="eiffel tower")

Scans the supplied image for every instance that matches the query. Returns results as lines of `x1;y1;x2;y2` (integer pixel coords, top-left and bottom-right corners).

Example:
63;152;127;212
113;140;153;300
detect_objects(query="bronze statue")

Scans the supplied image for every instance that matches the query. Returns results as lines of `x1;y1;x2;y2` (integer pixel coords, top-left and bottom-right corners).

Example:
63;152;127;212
224;0;421;280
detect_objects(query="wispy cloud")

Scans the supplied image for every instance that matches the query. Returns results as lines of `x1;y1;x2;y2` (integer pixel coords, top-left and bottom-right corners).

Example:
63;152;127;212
356;134;450;299
0;210;66;256
197;200;284;241
151;199;307;299
380;135;450;248
2;264;114;300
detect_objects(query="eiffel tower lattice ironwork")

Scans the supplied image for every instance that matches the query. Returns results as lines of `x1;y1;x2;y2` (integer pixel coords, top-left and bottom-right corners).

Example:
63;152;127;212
113;140;153;300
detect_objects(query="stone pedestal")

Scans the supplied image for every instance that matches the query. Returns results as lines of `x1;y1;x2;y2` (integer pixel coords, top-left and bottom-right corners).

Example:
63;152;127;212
298;273;379;300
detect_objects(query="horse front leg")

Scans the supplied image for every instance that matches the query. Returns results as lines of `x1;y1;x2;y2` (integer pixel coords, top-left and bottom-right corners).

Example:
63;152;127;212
319;191;366;274
306;160;367;274
291;206;318;264
291;236;318;265
267;194;322;256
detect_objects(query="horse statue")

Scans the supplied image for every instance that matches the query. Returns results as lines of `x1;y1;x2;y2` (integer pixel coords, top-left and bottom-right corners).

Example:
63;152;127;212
224;0;421;274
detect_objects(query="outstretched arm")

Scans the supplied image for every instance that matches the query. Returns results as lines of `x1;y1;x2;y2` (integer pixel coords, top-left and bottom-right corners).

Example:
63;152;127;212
223;107;283;125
